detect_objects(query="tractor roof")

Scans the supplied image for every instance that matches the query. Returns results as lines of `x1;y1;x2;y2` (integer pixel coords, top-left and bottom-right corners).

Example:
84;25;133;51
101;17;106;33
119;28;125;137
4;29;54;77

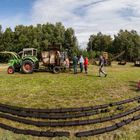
23;48;37;51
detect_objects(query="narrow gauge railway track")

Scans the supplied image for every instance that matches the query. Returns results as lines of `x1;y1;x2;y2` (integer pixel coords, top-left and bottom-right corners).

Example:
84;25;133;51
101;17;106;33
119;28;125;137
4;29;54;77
0;96;139;120
0;96;139;113
0;107;109;119
0;96;140;137
0;123;70;137
0;111;140;137
0;105;139;127
75;113;140;137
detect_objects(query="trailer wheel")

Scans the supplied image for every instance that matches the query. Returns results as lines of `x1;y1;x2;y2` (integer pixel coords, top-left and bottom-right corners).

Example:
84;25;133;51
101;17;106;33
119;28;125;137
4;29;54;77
7;66;14;74
53;66;61;74
21;60;34;74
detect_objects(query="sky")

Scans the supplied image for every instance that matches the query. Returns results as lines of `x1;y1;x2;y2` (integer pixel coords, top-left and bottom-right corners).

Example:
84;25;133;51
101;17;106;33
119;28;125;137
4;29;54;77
0;0;140;48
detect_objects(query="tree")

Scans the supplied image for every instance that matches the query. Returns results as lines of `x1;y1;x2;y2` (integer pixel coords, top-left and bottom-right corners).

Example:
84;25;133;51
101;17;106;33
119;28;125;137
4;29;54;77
0;25;3;51
113;30;140;61
64;28;79;57
87;32;113;52
0;23;79;58
2;27;14;51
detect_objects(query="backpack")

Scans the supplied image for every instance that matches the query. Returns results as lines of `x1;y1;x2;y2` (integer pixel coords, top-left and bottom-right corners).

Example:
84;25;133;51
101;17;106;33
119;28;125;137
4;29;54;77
103;57;107;65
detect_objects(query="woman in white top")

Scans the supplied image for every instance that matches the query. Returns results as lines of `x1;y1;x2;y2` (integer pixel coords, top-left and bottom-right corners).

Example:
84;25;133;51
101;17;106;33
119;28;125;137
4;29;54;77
79;55;84;73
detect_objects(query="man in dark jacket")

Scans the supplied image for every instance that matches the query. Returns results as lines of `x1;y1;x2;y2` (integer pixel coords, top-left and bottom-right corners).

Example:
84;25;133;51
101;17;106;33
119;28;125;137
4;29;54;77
73;55;78;74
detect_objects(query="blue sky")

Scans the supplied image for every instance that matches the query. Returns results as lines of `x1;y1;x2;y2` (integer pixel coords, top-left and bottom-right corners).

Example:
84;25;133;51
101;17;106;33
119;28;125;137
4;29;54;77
0;0;34;26
0;0;32;15
0;0;140;48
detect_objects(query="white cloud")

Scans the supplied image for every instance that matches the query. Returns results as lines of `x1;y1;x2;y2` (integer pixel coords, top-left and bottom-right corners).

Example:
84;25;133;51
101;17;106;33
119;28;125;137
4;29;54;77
31;0;140;48
1;0;140;48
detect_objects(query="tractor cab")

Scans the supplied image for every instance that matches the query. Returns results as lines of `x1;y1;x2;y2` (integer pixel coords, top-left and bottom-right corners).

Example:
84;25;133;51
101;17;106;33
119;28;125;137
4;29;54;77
16;48;39;74
19;48;37;58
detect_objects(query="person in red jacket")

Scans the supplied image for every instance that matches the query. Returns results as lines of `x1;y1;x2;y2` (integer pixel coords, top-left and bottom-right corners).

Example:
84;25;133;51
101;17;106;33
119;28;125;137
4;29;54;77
138;81;140;90
84;57;89;74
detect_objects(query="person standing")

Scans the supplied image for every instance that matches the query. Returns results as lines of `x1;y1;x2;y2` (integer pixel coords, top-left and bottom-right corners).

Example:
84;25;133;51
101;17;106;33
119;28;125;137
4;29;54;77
138;81;140;90
72;55;78;74
79;55;84;73
84;57;89;74
65;58;70;69
99;55;107;77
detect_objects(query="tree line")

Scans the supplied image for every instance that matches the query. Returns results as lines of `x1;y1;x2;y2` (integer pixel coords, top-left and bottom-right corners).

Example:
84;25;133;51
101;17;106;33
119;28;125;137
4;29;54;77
0;22;79;62
0;22;140;62
85;30;140;61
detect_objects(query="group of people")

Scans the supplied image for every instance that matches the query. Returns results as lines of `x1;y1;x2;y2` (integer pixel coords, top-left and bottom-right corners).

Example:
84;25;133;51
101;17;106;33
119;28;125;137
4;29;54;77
73;55;89;74
72;55;107;77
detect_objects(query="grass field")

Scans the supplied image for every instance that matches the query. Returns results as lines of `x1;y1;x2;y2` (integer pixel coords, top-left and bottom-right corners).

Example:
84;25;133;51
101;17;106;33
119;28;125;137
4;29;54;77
0;62;140;140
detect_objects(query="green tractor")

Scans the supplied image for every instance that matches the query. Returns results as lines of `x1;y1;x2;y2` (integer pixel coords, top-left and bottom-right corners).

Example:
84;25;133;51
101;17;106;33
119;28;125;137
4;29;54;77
0;48;39;74
1;45;69;74
19;48;39;74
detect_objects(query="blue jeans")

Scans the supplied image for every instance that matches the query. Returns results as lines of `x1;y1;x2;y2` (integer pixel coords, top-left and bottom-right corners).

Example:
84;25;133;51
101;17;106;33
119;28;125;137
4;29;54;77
80;63;83;72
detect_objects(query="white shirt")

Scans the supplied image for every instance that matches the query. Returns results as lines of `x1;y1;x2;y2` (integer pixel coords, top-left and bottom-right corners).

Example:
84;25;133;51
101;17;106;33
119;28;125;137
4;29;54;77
79;56;84;63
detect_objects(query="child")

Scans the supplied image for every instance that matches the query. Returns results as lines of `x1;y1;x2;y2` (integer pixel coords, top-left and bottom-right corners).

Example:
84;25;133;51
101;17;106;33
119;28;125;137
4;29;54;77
65;58;70;69
63;58;70;70
84;57;89;74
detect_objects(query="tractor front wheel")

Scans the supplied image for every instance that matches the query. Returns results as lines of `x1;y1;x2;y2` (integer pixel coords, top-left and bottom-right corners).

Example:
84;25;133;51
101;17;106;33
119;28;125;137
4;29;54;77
7;66;15;74
21;60;34;74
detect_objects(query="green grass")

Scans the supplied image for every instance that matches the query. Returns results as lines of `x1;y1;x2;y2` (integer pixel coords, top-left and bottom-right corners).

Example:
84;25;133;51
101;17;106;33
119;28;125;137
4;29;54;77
0;62;140;140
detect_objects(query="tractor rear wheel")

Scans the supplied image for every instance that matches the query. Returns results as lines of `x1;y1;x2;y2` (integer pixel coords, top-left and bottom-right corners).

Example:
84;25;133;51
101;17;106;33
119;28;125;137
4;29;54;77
7;66;15;74
21;60;34;74
53;66;61;74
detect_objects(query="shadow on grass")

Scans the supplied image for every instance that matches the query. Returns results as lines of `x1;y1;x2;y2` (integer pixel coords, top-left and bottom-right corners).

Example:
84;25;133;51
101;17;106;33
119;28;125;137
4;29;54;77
129;81;140;92
85;74;101;78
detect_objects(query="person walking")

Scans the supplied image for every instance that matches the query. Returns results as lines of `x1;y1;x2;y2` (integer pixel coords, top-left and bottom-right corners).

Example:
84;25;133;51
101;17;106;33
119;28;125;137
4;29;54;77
138;81;140;90
72;55;78;74
79;55;84;73
99;55;107;77
84;57;89;74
